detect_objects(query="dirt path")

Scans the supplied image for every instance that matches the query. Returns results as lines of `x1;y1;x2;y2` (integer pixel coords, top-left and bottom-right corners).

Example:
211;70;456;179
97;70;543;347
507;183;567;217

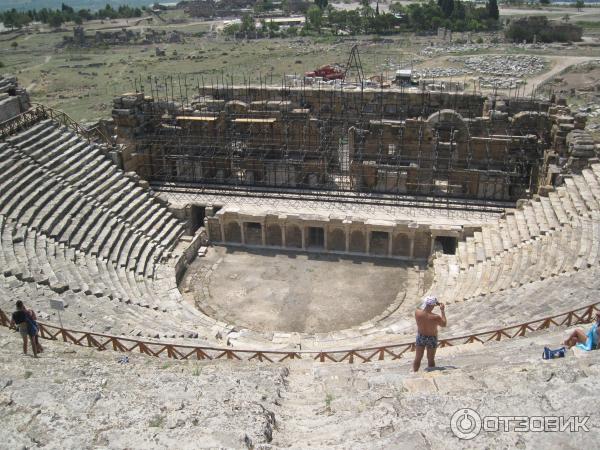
27;54;51;72
524;56;599;94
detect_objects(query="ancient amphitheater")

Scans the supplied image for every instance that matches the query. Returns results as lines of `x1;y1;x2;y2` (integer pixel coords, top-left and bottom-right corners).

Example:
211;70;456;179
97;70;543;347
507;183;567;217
0;72;599;448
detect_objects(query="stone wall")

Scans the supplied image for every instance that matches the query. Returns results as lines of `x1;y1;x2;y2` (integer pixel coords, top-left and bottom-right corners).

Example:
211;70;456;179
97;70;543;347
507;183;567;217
64;26;184;47
112;87;562;202
0;75;30;123
198;85;486;120
206;208;463;261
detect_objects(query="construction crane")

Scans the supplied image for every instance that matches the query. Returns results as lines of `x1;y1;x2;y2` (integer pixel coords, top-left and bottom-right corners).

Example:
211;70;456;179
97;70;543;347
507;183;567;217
344;44;365;85
304;45;365;85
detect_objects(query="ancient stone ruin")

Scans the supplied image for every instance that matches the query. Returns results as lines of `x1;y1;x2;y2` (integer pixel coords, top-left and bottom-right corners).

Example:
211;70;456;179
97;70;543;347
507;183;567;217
64;26;184;47
108;82;592;263
0;75;30;123
0;74;599;447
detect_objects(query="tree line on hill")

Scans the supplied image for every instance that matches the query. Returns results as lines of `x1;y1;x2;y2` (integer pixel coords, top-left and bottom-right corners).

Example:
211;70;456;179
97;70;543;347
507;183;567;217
505;16;583;43
0;3;143;29
224;0;500;38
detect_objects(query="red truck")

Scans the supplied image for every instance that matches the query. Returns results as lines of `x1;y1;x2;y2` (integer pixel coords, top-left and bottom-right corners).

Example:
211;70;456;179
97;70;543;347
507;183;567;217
304;65;345;81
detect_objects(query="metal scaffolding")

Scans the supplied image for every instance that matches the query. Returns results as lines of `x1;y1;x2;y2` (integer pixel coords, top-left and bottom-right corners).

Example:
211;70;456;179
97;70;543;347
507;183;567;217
125;74;548;214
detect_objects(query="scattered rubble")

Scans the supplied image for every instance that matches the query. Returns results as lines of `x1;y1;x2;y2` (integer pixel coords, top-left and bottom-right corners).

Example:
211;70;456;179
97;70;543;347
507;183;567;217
452;55;546;77
477;77;525;89
420;43;494;57
413;67;466;79
412;55;545;87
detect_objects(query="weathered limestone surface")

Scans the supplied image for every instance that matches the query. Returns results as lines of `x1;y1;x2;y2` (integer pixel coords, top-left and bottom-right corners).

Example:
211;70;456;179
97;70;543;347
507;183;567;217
0;325;598;449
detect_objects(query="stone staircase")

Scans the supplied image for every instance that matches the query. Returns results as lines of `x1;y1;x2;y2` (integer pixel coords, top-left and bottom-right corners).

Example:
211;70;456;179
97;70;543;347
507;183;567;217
431;164;600;304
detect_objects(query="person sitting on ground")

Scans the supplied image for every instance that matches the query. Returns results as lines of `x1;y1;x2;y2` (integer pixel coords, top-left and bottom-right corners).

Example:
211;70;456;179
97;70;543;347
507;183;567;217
413;296;447;372
563;311;600;351
9;300;39;358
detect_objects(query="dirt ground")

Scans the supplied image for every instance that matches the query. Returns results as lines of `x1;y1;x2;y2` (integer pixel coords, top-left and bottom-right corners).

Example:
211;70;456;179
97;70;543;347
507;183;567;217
1;4;600;121
181;246;413;334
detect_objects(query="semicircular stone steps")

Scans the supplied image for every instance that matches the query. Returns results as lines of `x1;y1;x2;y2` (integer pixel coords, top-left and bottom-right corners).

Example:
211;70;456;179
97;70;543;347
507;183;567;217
433;163;600;305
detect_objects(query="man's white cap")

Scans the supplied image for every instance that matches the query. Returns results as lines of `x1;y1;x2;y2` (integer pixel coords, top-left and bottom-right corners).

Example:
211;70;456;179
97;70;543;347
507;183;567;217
421;296;439;309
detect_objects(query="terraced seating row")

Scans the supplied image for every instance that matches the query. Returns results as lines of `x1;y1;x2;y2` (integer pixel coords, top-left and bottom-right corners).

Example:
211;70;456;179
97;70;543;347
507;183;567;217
2;120;184;276
0;213;185;310
436;217;600;303
434;163;600;305
454;165;600;269
0;274;221;342
0;117;200;332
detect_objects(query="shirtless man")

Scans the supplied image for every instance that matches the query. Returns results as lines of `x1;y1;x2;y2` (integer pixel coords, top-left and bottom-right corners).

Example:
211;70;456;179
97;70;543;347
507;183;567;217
413;296;447;372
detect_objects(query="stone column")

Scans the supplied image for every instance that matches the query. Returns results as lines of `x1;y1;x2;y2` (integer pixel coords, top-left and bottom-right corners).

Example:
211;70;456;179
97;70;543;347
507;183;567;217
301;225;306;250
387;232;393;257
429;232;436;255
366;229;370;255
239;221;246;245
281;223;286;248
345;228;350;252
219;220;225;243
323;226;328;250
407;223;419;259
261;221;266;246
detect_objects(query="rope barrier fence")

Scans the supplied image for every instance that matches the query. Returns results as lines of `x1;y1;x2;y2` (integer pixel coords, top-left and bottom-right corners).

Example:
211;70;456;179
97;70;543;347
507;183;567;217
0;104;112;145
1;302;598;363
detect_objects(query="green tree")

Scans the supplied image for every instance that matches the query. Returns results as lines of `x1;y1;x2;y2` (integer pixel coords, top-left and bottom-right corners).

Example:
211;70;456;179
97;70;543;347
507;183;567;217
360;0;375;19
437;0;454;18
487;0;499;21
266;20;280;37
48;12;64;28
574;0;584;11
1;9;31;29
346;10;363;34
223;22;241;36
389;3;405;14
451;0;466;21
306;5;323;32
241;13;256;33
539;0;550;5
315;0;328;9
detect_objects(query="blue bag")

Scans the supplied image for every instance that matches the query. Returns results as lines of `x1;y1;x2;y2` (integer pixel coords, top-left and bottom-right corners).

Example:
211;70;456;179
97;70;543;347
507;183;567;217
542;346;566;360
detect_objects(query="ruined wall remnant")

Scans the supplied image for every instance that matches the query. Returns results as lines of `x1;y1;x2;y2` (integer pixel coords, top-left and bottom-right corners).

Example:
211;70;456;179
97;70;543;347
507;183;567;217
63;26;185;47
112;84;577;202
0;75;31;123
